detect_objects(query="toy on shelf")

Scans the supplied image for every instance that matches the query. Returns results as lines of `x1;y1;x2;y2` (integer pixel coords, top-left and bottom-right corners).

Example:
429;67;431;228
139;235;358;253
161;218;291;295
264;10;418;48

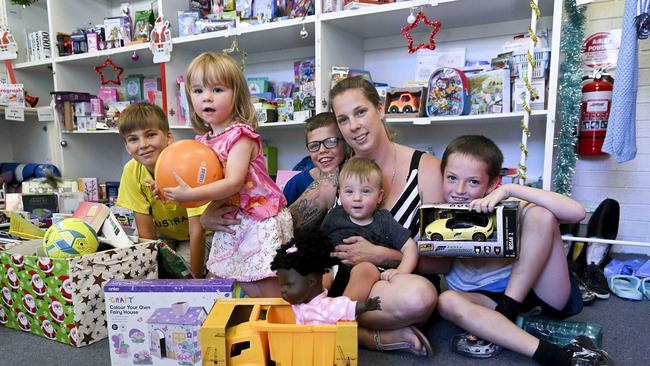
384;87;426;117
467;69;511;115
426;67;470;116
387;92;419;114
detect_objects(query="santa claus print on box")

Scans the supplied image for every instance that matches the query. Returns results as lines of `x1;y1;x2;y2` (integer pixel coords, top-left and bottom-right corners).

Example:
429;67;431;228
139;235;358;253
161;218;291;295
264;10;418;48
0;238;158;346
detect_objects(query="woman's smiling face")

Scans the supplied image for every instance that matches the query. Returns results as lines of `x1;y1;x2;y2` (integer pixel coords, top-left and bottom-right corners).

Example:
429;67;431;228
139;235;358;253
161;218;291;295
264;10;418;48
332;89;385;156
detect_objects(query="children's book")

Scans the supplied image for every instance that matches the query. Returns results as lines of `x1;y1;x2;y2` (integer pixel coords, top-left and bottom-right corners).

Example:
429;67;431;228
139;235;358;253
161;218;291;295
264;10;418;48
72;201;111;233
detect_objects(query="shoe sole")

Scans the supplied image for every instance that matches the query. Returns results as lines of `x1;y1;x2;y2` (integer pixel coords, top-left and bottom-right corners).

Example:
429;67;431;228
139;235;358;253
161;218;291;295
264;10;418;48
594;292;610;299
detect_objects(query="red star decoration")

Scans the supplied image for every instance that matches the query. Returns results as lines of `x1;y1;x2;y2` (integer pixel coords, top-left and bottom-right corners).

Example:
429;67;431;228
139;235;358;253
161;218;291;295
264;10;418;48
401;11;442;54
95;57;124;86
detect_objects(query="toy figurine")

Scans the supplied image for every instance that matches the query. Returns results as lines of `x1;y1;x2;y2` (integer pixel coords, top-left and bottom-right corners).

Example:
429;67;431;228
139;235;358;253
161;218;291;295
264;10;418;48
270;228;381;325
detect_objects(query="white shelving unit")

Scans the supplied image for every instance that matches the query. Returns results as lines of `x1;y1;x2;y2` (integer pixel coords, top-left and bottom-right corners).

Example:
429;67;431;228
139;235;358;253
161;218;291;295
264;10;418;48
1;0;562;189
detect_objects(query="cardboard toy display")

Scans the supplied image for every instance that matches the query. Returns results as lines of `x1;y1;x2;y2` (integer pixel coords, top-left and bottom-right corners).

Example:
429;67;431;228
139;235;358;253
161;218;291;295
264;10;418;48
104;278;234;366
0;239;158;347
417;202;518;258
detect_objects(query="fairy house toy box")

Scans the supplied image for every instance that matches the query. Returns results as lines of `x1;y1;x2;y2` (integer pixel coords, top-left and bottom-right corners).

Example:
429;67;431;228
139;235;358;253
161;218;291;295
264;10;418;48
417;202;519;258
104;278;234;366
0;239;158;347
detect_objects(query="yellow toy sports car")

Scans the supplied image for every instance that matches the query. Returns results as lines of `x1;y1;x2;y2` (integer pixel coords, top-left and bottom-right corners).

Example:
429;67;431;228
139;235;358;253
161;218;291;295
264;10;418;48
425;213;495;242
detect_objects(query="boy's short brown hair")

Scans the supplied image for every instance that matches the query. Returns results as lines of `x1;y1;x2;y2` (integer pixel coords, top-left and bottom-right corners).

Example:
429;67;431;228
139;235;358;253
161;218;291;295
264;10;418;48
339;156;383;189
441;135;504;182
305;112;337;141
117;102;169;137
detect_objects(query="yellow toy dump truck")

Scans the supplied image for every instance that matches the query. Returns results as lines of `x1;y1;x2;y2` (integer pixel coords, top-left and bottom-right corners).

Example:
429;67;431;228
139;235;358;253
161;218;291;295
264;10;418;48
201;298;358;365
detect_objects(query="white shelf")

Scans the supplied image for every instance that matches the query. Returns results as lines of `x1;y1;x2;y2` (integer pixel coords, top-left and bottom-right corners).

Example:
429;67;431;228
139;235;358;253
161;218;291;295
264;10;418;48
13;59;53;72
386;110;547;126
171;120;306;130
0;106;42;117
172;16;316;56
53;43;152;68
61;129;118;134
321;0;554;40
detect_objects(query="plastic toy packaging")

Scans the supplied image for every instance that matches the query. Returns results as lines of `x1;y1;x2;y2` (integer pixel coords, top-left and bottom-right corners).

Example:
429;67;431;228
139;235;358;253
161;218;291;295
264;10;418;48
516;315;603;348
426;67;471;116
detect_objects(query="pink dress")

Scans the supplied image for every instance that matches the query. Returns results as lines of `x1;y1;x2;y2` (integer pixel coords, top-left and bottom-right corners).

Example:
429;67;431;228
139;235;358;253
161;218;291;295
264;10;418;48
197;123;293;282
292;290;357;325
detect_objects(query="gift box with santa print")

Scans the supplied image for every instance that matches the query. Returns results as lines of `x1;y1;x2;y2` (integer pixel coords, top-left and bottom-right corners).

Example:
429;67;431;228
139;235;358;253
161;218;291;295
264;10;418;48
0;238;159;347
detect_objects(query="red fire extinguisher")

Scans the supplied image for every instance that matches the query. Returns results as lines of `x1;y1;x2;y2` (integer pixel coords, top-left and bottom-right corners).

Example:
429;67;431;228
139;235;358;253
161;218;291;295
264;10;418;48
578;72;614;156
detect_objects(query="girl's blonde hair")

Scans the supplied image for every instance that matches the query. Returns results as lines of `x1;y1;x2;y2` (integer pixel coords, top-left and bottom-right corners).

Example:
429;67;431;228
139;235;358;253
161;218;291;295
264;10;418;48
185;52;258;134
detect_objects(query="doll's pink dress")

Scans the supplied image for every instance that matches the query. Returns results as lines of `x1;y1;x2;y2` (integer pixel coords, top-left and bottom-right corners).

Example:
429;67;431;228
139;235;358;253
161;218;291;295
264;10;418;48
292;290;357;325
197;123;292;281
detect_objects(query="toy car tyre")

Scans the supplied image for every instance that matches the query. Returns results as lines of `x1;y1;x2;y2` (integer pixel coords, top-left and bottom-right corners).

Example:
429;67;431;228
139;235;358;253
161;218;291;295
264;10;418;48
403;106;413;113
430;233;443;241
472;233;486;242
389;106;399;113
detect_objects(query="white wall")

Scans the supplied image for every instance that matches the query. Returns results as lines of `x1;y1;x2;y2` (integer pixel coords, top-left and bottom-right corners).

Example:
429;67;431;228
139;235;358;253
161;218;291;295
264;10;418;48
569;0;650;254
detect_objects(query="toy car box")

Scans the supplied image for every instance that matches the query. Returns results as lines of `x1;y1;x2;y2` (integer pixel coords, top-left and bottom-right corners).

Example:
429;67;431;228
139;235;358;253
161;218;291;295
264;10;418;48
104;278;234;366
0;238;158;347
384;87;427;118
417;202;518;258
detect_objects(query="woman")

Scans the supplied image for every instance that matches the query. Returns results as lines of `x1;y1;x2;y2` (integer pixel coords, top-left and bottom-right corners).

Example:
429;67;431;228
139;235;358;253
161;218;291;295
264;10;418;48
290;76;448;356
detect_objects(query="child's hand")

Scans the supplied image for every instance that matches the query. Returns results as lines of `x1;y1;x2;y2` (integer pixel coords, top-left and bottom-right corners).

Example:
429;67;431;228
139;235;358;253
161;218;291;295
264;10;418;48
380;269;400;282
365;296;381;311
162;172;193;203
144;178;163;200
469;186;510;213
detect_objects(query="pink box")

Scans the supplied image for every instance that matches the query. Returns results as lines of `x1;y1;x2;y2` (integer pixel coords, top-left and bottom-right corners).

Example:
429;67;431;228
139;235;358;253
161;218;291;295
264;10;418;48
98;87;118;103
90;98;104;116
77;177;99;202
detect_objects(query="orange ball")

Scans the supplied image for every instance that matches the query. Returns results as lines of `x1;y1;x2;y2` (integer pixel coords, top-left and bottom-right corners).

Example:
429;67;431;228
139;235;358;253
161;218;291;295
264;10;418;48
155;140;223;208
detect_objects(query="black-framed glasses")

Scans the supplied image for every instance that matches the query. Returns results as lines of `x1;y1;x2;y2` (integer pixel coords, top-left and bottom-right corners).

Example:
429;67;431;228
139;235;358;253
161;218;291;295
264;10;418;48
306;137;341;152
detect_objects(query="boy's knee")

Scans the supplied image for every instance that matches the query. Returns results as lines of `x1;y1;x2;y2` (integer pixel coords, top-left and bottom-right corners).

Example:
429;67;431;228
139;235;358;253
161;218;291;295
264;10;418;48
438;291;463;319
393;280;437;321
522;205;557;230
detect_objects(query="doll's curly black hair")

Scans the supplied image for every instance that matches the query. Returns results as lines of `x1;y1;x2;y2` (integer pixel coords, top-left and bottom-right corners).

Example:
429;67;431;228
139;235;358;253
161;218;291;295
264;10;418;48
270;227;338;276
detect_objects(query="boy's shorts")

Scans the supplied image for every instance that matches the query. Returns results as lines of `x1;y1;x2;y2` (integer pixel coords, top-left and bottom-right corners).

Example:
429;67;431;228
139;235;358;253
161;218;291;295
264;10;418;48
471;267;583;319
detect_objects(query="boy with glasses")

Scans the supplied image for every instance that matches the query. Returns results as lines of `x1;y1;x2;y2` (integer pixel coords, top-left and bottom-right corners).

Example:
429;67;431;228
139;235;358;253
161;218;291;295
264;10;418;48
283;112;347;205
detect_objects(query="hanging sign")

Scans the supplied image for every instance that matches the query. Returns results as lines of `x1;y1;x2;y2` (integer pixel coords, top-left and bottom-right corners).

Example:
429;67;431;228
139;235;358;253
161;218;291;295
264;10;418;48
582;30;621;71
5;106;25;121
149;16;172;64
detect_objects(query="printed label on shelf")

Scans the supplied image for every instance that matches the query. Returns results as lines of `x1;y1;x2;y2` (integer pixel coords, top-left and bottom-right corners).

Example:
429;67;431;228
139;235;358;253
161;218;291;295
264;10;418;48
5;106;24;121
37;107;54;121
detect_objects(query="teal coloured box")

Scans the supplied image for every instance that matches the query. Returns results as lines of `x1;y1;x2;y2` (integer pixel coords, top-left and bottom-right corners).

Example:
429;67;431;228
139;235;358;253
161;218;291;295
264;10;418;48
125;74;144;101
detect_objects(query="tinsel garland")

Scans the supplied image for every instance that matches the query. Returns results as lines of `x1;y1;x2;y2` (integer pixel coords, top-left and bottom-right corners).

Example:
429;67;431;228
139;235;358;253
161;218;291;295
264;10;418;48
553;0;586;196
10;0;38;6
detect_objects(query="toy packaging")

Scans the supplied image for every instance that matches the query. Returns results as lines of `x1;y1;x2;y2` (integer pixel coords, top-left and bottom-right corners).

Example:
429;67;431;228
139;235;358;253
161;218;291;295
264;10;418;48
0;239;158;347
384;87;427;118
467;69;511;115
0;83;25;106
104;278;234;366
513;77;547;112
417;202;519;258
426;67;470;116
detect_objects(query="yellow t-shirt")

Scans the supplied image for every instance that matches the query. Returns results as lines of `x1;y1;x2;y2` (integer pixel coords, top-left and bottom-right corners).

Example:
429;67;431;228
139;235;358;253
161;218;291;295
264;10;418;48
116;159;206;241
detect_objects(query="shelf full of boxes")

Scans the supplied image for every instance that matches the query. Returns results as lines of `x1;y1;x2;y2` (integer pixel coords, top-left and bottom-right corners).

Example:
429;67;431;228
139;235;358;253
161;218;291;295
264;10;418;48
1;0;561;188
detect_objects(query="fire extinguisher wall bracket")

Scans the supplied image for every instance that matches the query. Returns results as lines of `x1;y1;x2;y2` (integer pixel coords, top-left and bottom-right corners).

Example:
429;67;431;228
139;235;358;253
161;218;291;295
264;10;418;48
578;73;614;157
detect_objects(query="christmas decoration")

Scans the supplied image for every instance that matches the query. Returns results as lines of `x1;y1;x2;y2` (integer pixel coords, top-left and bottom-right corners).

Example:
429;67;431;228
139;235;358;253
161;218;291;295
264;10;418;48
11;0;38;6
401;10;441;54
131;51;139;61
223;37;248;71
0;25;18;60
553;0;586;196
149;16;172;64
516;0;542;183
95;58;124;86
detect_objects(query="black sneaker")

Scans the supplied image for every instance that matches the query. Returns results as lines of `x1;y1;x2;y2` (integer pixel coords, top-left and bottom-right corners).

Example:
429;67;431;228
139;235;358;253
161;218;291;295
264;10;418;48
582;264;610;299
576;275;597;305
561;336;614;365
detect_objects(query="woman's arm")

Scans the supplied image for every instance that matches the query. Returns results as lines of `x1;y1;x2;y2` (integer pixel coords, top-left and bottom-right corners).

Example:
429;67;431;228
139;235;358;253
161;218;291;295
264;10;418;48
333;236;403;268
199;202;240;234
163;138;256;203
417;153;444;203
289;169;338;230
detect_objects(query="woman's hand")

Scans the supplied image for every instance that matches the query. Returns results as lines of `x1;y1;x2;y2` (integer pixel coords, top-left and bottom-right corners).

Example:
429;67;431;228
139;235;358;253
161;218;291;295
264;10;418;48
199;201;240;235
332;236;390;266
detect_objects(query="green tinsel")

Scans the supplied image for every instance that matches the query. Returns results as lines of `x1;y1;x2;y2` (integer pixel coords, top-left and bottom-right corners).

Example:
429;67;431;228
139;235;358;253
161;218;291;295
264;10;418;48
10;0;38;6
553;0;586;196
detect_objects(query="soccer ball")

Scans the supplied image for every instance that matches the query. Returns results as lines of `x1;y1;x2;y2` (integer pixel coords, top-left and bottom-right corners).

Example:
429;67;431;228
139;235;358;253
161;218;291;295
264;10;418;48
42;218;99;258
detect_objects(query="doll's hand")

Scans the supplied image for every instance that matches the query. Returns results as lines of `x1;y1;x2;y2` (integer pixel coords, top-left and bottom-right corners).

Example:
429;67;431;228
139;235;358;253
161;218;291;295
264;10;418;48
162;172;193;203
380;269;400;282
144;178;162;200
469;186;510;213
364;296;382;312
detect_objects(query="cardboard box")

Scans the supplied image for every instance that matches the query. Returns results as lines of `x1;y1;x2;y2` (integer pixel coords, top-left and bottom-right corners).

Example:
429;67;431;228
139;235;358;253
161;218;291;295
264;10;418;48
417;202;518;258
384;87;427;118
467;69;511;114
77;178;99;202
104;278;234;366
0;239;159;346
513;77;547;112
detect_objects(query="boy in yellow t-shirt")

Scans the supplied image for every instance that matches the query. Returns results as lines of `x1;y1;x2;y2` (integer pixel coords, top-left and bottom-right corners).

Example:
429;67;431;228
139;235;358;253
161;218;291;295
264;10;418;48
116;102;208;278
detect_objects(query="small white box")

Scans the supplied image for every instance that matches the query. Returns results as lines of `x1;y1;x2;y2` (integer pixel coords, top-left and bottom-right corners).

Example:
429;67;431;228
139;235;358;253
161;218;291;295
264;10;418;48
513;78;547;112
105;279;234;366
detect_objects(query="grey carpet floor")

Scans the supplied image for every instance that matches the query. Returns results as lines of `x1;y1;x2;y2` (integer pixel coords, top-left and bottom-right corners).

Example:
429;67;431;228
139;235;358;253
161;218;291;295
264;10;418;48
1;294;647;366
